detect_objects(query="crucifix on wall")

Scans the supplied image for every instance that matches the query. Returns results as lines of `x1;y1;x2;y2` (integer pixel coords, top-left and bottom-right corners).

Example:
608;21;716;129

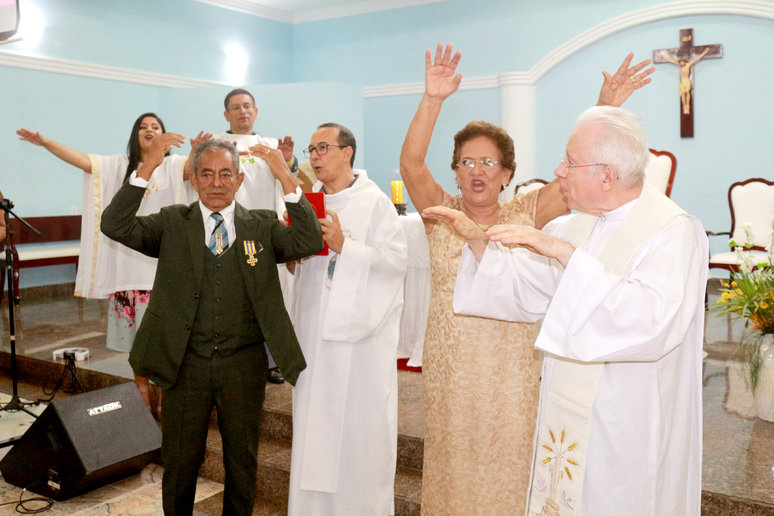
653;28;722;138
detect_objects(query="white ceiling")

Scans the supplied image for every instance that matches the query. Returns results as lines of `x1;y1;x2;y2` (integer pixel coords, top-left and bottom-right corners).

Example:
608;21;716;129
196;0;447;24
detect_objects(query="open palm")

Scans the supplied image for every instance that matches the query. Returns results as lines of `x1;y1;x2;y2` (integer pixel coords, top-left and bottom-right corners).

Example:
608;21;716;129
425;43;462;101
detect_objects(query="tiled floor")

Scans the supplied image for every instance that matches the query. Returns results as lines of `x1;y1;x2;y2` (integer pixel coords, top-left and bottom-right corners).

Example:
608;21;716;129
0;281;773;514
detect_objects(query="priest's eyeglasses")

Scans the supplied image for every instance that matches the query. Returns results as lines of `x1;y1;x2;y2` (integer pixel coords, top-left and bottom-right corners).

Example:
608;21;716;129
457;158;500;169
303;142;346;158
559;156;607;169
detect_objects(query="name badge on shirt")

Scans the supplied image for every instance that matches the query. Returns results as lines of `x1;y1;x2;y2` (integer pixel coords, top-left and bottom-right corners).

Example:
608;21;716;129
243;240;263;266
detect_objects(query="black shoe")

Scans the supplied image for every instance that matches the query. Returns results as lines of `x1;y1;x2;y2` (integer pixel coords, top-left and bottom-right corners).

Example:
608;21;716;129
268;367;285;384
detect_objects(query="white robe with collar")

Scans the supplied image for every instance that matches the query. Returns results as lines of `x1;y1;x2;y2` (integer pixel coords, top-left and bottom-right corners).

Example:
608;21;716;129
77;153;187;299
454;186;707;516
288;171;407;516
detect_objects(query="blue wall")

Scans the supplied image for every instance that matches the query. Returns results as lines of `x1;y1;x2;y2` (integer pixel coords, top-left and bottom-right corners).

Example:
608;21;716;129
2;0;772;287
11;0;293;83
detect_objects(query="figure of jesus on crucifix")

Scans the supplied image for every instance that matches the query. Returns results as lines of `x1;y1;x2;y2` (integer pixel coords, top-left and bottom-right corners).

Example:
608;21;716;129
659;47;710;115
654;28;722;137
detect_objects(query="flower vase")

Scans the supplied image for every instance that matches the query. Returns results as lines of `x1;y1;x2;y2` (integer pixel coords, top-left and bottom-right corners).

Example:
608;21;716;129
753;335;774;422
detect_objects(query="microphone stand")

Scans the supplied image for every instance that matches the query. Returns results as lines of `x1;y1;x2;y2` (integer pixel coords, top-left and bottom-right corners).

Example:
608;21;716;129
1;197;40;418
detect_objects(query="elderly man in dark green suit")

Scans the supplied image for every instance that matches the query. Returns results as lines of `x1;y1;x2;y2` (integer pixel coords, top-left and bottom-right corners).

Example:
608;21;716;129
101;136;322;516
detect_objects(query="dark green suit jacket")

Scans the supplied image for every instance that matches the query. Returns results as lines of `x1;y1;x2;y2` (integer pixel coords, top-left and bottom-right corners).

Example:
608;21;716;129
100;183;323;389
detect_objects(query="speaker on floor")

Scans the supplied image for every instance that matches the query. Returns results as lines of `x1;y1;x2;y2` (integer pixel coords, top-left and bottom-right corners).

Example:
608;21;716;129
0;382;161;500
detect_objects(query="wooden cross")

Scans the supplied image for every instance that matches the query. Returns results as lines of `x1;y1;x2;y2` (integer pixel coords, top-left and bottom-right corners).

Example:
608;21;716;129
653;29;722;138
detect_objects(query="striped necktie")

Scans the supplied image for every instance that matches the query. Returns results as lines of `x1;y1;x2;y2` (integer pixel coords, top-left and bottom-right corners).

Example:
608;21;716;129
208;212;229;255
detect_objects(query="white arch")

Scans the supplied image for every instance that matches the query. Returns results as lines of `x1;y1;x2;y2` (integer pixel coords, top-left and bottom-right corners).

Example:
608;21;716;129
530;0;774;82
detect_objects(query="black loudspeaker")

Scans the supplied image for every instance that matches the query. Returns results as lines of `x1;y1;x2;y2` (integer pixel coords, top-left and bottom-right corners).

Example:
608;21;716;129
0;382;161;500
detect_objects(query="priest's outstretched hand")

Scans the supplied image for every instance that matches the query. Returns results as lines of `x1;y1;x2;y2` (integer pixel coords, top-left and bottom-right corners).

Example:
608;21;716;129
423;204;575;267
486;224;574;267
421;205;488;260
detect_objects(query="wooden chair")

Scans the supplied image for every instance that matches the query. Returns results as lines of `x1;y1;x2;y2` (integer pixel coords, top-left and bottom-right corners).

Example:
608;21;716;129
514;178;548;196
644;148;677;197
707;177;774;272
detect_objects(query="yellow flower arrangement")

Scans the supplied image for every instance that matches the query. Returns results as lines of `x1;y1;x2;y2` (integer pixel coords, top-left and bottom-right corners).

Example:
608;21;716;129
713;224;774;391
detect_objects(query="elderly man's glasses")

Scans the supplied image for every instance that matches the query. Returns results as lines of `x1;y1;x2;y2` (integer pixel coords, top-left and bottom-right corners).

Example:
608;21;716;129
303;142;346;158
559;156;607;169
457;158;500;169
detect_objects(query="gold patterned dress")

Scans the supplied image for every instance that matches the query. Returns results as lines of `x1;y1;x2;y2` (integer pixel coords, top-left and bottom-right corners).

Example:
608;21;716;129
421;189;542;515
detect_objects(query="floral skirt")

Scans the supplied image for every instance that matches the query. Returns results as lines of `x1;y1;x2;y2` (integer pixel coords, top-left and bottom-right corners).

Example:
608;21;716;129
106;290;150;353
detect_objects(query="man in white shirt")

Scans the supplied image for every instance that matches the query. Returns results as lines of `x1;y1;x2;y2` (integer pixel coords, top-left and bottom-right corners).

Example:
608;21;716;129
423;106;706;516
212;88;299;210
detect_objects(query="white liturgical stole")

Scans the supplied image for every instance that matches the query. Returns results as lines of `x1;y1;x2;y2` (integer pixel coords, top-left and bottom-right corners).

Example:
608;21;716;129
526;185;685;516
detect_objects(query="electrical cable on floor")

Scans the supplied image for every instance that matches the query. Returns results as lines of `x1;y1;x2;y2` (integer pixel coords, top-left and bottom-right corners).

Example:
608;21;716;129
0;486;54;513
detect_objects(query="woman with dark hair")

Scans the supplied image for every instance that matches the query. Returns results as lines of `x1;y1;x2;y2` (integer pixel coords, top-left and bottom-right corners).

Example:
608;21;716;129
399;44;653;514
17;114;189;408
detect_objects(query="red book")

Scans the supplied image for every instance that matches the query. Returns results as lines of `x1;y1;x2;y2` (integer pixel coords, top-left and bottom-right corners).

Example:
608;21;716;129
290;192;328;255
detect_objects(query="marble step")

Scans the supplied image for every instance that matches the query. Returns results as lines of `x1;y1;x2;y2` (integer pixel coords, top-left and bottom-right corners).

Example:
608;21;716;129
200;420;422;516
257;405;425;472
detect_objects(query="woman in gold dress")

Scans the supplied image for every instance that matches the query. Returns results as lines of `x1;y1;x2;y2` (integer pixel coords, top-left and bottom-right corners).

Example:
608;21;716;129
399;43;653;514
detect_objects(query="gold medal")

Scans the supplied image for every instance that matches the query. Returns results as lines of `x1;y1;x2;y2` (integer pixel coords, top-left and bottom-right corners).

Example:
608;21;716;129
244;240;258;266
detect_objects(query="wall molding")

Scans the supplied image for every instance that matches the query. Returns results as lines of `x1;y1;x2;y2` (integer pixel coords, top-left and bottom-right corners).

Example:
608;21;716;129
364;0;774;98
195;0;448;24
532;0;774;81
195;0;293;22
1;1;771;92
0;49;234;88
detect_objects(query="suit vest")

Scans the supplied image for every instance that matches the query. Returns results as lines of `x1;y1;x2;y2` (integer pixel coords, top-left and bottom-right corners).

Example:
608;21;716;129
188;244;264;357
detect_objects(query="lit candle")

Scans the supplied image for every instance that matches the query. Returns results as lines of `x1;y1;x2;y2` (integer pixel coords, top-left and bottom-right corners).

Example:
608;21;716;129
391;180;403;204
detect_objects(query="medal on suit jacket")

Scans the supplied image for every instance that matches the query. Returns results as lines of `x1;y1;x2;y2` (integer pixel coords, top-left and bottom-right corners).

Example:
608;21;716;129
243;240;262;266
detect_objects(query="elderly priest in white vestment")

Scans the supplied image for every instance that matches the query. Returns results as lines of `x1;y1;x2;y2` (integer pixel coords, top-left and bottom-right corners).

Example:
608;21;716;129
288;122;407;515
423;106;706;516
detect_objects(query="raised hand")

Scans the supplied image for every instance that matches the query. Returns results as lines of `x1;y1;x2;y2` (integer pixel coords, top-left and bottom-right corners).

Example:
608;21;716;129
16;128;46;146
148;132;184;165
597;52;655;107
278;135;294;162
425;43;463;102
249;144;298;194
249;143;281;165
189;130;212;150
134;132;184;180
